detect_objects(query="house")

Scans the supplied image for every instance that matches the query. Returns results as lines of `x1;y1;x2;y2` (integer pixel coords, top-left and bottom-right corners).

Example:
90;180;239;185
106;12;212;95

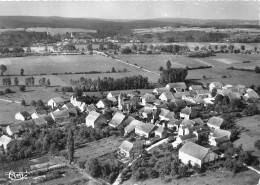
6;124;22;136
70;96;87;112
96;99;113;109
85;111;107;128
179;142;218;167
0;135;12;151
139;106;153;119
142;93;156;105
244;89;259;100
189;85;203;91
62;103;75;110
85;104;97;113
31;109;47;119
107;92;118;102
118;92;129;111
6;120;36;136
109;112;126;128
209;129;231;146
15;111;31;121
180;106;192;120
167;117;179;131
222;84;233;90
155;125;167;138
159;108;175;121
154;99;162;106
118;140;142;158
122;116;135;126
173;91;190;99
207;117;224;129
48;97;65;108
169;99;187;110
135;123;155;138
118;140;134;157
50;109;70;123
234;84;246;93
166;82;187;92
196;89;211;99
183;97;197;106
153;87;170;95
33;116;48;128
209;82;223;92
192;125;211;140
172;133;198;148
124;120;143;135
159;92;175;102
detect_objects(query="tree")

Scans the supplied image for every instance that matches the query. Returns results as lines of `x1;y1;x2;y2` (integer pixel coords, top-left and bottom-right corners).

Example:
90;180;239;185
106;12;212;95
228;45;235;52
67;129;74;164
21;100;26;106
241;45;245;51
166;60;172;70
88;158;101;178
178;165;188;177
20;69;24;76
46;79;51;87
0;65;7;76
36;99;44;107
255;140;260;150
19;85;26;92
74;88;83;97
111;67;116;73
14;77;19;86
121;47;132;54
38;78;46;87
30;100;36;107
87;44;93;51
99;43;105;51
255;66;260;73
194;46;199;51
159;66;164;71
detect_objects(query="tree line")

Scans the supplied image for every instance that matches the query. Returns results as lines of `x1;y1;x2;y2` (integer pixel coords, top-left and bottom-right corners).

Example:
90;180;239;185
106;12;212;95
70;75;152;92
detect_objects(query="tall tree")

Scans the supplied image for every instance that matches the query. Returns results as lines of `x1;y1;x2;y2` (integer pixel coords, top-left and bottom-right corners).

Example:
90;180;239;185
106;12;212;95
67;129;74;164
46;79;51;87
14;77;19;86
166;60;172;70
0;65;7;76
20;69;24;76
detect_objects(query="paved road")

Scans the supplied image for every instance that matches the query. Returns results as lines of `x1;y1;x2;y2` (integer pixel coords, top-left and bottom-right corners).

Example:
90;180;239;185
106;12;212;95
0;98;20;104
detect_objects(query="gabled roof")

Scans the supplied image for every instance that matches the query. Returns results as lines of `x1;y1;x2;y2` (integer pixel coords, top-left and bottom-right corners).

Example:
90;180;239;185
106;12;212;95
86;111;101;123
153;87;170;94
180;106;191;115
184;97;197;106
142;93;155;100
180;119;195;127
159;108;170;117
175;119;184;126
174;91;190;99
166;82;187;89
165;111;175;119
207;117;224;127
97;99;113;106
109;112;126;127
119;140;133;152
136;123;155;134
50;97;65;104
168;117;178;125
51;109;70;118
189;90;198;97
20;120;36;130
245;90;259;99
179;142;209;160
63;103;75;109
154;99;162;105
7;124;22;134
124;120;143;133
189;85;203;90
43;115;54;123
192;118;204;125
210;82;223;88
122;116;135;125
17;111;30;118
211;129;231;138
170;99;187;108
0;135;12;146
86;104;97;112
33;116;48;127
196;89;210;95
160;92;174;100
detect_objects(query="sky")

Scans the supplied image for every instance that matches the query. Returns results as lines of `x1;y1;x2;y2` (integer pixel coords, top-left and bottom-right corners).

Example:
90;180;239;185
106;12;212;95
0;1;258;20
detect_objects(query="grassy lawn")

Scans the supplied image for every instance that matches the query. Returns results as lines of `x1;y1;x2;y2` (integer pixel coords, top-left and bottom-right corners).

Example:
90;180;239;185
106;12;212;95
122;169;259;185
74;136;124;164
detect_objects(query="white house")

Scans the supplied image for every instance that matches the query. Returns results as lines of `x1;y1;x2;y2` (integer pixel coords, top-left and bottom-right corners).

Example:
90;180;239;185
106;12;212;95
172;133;198;148
189;85;203;91
15;111;31;121
209;129;231;146
155;125;167;138
166;82;187;92
50;109;70;123
207;117;224;129
118;140;133;158
85;111;107;128
142;93;156;105
179;142;218;167
180;106;192;120
96;99;112;109
124;120;143;135
0;135;12;151
209;82;223;92
153;87;170;95
48;97;65;108
159;92;175;102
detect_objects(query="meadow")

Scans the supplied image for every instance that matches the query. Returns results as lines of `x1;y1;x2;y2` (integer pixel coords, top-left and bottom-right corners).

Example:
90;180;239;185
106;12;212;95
26;27;97;34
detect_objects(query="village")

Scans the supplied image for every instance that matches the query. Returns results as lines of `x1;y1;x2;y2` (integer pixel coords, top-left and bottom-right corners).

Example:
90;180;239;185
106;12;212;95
0;78;259;184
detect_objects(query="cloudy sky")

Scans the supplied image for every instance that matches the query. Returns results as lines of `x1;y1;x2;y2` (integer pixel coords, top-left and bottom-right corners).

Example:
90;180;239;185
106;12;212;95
0;1;258;20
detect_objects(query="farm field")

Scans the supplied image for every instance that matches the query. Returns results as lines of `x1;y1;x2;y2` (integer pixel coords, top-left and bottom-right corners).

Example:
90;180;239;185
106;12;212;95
26;27;97;34
234;115;260;159
122;169;259;185
74;136;124;164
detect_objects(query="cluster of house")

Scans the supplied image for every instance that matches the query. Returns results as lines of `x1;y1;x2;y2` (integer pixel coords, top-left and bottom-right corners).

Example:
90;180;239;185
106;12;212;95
0;81;259;167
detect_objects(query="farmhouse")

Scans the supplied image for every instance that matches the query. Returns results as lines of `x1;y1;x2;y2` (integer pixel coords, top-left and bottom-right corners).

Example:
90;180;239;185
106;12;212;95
179;142;218;167
135;123;155;138
96;99;113;109
166;82;187;92
48;97;65;108
159;92;175;102
15;111;31;121
209;129;231;146
124;120;143;135
180;106;191;119
50;109;70;123
109;112;126;128
0;135;12;151
85;111;107;128
207;117;224;129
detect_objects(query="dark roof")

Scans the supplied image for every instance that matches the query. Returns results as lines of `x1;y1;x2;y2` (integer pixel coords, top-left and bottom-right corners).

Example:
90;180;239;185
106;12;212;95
180;133;197;140
174;92;190;99
33;117;48;127
122;116;135;125
168;117;178;125
19;111;30;118
51;97;65;104
86;104;97;112
179;142;209;160
180;106;191;115
51;109;70;118
109;112;126;127
63;103;75;109
192;118;205;125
